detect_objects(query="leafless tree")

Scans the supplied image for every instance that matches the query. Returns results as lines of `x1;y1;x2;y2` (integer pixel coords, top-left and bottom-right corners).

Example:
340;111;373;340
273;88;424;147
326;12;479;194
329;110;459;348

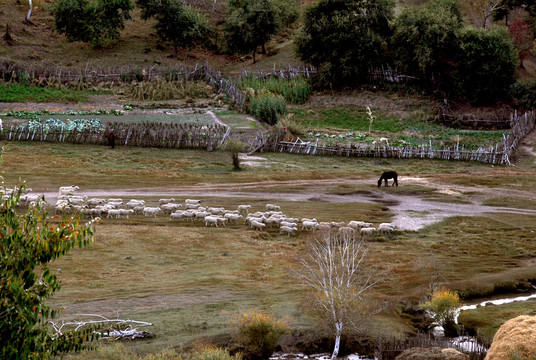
295;232;379;359
464;0;503;29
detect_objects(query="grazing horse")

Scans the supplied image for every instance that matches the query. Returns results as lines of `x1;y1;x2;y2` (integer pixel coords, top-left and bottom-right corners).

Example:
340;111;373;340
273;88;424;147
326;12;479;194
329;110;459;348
378;171;398;187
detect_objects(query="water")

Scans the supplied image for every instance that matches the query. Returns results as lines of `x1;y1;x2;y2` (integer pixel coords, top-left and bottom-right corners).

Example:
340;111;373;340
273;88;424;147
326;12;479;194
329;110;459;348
270;353;375;360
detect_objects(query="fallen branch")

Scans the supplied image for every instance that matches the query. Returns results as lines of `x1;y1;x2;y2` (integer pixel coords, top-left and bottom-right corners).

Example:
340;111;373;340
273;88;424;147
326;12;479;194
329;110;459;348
51;313;154;341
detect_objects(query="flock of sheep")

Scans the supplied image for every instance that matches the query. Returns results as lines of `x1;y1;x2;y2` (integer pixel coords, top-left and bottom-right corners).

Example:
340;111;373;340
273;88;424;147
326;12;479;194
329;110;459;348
7;185;396;239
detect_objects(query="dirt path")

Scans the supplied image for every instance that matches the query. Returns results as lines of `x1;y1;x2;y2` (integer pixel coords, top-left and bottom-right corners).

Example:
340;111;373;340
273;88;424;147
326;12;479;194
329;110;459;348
41;175;536;231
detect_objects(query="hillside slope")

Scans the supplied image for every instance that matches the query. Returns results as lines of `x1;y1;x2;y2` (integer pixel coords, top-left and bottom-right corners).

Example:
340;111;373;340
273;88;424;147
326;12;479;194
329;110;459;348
0;2;303;75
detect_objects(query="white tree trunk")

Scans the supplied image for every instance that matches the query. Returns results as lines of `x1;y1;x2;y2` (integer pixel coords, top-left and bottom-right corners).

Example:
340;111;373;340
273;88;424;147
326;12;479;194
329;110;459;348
331;322;343;359
26;0;32;21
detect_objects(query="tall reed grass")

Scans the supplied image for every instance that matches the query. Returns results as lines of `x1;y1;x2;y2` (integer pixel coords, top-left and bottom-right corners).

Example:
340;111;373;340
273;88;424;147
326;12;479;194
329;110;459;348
239;75;311;104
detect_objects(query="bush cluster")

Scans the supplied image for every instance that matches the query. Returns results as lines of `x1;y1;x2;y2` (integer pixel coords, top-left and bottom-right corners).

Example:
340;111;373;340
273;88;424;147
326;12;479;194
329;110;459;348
232;310;289;360
247;90;287;125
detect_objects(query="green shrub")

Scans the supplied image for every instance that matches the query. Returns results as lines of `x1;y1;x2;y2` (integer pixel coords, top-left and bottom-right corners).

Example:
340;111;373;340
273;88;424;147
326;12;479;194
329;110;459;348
232;310;289;360
510;80;536;109
248;91;287;125
192;346;242;360
455;26;517;104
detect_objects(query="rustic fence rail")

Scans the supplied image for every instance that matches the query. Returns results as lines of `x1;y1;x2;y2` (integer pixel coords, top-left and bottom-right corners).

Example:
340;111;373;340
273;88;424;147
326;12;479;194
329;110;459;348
0;122;227;150
375;333;487;360
0;110;533;164
257;111;535;165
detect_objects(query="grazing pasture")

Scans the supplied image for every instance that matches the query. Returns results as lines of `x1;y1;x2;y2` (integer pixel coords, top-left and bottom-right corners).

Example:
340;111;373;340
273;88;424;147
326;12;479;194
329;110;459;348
1;134;536;356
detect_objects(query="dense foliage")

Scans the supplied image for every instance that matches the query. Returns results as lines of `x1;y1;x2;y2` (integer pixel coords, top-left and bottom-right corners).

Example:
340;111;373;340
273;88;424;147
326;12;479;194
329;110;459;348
455;26;517;104
295;0;394;87
137;0;211;56
0;186;96;359
52;0;133;46
223;0;280;63
391;0;462;79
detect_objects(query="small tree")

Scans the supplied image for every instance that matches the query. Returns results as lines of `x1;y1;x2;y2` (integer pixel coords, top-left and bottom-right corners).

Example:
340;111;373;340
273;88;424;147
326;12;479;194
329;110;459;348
223;0;280;63
0;184;97;359
295;0;394;87
508;17;533;68
231;310;288;360
225;138;247;170
295;232;378;359
419;287;461;329
137;0;212;56
52;0;133;46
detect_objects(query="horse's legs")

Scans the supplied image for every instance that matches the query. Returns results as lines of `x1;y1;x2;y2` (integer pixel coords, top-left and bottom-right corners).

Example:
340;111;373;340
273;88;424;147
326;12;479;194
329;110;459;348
394;176;398;186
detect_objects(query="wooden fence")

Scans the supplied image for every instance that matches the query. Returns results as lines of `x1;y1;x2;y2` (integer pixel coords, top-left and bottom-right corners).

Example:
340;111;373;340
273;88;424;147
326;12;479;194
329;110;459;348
0;121;227;150
256;111;535;165
375;333;487;360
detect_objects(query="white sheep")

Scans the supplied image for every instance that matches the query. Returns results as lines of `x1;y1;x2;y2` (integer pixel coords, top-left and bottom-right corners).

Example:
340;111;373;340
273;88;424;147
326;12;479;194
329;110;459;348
159;198;176;205
194;211;211;221
208;207;225;215
170;211;186;221
301;220;318;231
126;199;145;208
250;220;266;231
58;185;79;195
143;207;161;217
107;209;122;219
280;226;298;237
280;221;298;228
204;215;219;227
185;199;201;204
132;205;145;215
315;223;332;233
378;223;395;234
266;204;281;211
106;201;123;209
347;221;373;230
360;227;377;236
238;204;251;213
120;209;134;219
185;203;200;210
161;203;182;214
108;198;123;203
88;198;106;207
224;213;243;224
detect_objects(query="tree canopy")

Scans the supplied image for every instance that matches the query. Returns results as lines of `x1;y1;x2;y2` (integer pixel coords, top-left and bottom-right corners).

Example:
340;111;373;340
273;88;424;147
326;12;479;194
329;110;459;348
223;0;280;63
137;0;211;56
391;0;462;78
52;0;133;46
294;0;395;87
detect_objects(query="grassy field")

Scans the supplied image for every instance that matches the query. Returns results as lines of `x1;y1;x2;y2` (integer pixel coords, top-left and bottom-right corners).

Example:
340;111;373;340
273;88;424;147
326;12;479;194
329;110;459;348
2;138;536;357
0;84;106;103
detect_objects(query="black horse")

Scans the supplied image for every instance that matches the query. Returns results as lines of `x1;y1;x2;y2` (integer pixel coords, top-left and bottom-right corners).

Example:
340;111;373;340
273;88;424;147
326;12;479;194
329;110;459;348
378;171;398;187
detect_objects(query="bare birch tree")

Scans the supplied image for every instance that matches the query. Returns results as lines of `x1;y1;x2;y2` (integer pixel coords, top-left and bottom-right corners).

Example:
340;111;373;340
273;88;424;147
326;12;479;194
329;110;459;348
295;232;378;359
464;0;503;28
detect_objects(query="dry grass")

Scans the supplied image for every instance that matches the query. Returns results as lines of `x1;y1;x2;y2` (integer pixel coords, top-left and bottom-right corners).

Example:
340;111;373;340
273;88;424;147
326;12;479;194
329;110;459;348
1;139;536;355
484;315;536;360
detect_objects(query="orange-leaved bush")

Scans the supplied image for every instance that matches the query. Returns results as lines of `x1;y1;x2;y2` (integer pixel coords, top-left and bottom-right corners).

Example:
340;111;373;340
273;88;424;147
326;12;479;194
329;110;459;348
419;287;461;327
231;310;289;360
